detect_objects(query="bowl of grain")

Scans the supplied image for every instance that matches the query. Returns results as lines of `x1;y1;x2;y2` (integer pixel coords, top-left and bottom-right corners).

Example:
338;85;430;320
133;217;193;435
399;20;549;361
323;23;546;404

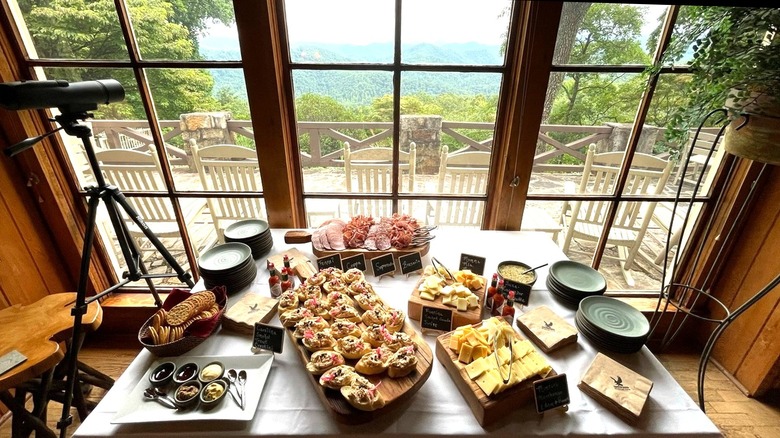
496;261;538;290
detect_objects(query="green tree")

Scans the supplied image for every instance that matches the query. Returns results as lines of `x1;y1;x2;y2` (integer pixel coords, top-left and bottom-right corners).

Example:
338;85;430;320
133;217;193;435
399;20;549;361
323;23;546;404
18;0;224;119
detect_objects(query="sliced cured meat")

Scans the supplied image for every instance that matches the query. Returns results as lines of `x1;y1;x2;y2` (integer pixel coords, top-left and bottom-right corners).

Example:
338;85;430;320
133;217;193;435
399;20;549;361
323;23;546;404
311;227;324;251
376;233;392;250
327;220;347;250
318;224;332;250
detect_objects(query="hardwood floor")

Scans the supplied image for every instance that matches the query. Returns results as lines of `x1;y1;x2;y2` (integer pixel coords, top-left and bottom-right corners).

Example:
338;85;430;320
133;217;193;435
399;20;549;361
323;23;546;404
2;336;779;437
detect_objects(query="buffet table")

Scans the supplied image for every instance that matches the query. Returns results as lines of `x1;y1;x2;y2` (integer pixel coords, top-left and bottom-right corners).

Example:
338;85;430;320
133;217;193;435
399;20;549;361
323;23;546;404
74;229;722;437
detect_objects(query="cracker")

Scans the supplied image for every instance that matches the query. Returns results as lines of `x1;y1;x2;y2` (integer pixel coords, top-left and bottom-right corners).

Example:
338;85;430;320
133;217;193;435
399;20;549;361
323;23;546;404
166;291;216;326
149;326;159;345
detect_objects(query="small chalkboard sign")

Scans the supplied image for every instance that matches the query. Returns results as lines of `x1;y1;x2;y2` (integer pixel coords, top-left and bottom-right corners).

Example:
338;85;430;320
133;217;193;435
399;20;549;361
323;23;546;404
533;373;569;413
370;253;396;277
459;253;486;276
252;323;285;354
316;253;342;271
503;280;532;306
421;306;453;332
399;252;423;275
342;253;367;272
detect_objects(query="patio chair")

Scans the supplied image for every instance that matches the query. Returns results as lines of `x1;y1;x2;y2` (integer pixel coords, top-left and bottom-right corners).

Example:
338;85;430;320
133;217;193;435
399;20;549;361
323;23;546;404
432;145;491;227
343;141;416;218
94;149;205;262
191;143;266;242
560;149;673;286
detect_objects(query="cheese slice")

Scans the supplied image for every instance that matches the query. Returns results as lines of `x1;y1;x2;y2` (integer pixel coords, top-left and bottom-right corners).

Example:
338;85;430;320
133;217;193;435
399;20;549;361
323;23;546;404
475;369;502;396
465;356;490;379
458;343;474;364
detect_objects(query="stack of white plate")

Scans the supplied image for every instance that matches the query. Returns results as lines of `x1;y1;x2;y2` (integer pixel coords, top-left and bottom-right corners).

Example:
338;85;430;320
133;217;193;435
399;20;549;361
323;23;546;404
198;242;257;295
223;219;273;259
575;295;650;354
546;260;607;307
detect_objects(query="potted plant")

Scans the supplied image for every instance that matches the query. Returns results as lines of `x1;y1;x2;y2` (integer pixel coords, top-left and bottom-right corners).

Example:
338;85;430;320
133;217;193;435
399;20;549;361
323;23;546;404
659;7;780;164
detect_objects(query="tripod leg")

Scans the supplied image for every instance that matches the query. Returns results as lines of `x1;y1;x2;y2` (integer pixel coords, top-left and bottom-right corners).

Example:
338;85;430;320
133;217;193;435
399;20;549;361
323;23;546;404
107;186;195;288
100;190;163;306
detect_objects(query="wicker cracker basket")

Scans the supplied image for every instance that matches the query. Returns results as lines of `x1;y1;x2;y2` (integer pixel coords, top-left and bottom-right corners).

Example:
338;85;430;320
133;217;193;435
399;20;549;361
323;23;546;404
139;286;228;357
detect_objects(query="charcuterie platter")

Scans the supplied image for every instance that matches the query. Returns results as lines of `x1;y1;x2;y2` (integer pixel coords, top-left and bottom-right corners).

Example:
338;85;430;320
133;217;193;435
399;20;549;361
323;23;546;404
285;214;434;261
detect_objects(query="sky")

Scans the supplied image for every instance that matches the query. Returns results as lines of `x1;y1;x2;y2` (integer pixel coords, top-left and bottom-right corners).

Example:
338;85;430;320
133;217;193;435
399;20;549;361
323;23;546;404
201;2;669;48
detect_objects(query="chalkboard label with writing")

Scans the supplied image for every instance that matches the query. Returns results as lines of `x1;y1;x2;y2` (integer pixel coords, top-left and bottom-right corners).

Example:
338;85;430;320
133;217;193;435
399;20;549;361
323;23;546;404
316;253;342;271
370;253;396;277
503;279;532;306
459;253;486;276
252;323;285;354
399;252;423;275
421;306;453;332
533;373;569;413
342;253;367;272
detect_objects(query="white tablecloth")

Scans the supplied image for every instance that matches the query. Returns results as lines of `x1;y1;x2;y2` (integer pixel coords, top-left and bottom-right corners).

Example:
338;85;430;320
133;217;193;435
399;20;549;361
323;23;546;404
74;230;722;437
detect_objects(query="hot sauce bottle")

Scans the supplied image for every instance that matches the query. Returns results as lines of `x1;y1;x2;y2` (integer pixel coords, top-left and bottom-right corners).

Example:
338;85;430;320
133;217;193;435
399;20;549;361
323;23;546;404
283;254;292;270
281;267;293;292
269;266;282;298
485;273;498;312
501;291;516;324
491;279;505;316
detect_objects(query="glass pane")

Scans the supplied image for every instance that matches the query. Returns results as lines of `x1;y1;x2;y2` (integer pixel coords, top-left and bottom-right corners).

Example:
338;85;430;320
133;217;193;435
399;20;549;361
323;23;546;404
530;72;644;195
305;198;348;227
129;0;237;61
145;68;251;190
401;0;511;66
521;201;565;244
197;196;267;244
37;67;144;188
293;70;393;198
15;0;127;60
285;0;394;64
553;3;668;66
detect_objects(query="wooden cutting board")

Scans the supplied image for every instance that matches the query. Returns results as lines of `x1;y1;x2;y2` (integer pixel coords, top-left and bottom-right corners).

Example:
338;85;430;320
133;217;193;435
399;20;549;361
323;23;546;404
266;248;318;280
221;292;279;335
407;275;486;329
435;322;556;426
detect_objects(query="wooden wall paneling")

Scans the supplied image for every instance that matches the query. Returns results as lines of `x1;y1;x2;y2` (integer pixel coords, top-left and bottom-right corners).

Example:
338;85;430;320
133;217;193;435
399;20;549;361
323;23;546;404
708;165;780;396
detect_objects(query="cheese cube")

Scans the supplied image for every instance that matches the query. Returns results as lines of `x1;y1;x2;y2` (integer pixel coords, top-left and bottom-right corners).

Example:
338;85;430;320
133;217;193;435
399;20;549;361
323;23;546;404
420;291;436;301
457;297;468;311
458;343;474;364
449;333;462;352
467;294;478;308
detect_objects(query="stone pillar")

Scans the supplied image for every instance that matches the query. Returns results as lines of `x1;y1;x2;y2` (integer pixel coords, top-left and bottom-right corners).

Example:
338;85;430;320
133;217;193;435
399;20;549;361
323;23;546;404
597;123;661;155
179;112;235;148
400;115;442;175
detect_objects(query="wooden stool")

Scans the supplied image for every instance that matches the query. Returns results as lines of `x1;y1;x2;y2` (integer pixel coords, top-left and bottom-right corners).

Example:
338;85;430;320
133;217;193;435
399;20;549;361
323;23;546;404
0;293;103;438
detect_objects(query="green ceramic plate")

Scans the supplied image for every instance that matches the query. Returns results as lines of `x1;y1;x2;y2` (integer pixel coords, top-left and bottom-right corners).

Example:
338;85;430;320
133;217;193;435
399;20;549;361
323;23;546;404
549;260;607;294
224;219;269;240
578;295;649;340
198;242;252;272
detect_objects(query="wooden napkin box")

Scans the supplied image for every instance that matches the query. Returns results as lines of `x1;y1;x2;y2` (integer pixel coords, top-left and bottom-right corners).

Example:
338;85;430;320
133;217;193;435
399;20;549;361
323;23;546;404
516;305;578;353
221;292;278;335
578;353;653;423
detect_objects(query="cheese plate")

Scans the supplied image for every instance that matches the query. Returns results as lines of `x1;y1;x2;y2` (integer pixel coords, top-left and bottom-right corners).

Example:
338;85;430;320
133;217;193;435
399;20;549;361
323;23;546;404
408;273;487;329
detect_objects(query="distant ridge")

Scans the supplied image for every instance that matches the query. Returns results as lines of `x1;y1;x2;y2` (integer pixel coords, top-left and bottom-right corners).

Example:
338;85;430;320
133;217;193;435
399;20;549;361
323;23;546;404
202;42;504;105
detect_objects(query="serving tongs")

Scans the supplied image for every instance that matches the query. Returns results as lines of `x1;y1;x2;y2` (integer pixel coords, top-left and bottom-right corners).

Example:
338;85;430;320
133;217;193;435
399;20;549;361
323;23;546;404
411;225;437;247
431;257;455;283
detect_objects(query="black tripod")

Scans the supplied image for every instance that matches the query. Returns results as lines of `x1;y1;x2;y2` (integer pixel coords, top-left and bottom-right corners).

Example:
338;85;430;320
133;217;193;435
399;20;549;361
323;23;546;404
9;111;195;437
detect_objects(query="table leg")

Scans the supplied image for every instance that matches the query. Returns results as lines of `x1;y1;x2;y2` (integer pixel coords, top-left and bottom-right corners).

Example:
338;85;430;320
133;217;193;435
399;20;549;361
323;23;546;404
0;389;57;438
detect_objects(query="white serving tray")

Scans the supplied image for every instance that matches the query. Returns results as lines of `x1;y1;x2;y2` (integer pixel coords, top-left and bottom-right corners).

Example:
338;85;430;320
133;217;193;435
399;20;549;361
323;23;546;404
112;354;273;424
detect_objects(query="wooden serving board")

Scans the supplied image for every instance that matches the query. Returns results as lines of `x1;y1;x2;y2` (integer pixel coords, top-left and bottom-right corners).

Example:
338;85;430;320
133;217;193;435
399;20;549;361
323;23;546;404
284;230;431;264
284;317;433;424
435;323;556;426
266;248;318;280
221;292;279;335
408;275;487;329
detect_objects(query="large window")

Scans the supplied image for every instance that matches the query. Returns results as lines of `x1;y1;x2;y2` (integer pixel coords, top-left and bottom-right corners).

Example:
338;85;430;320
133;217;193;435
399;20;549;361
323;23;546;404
4;1;737;294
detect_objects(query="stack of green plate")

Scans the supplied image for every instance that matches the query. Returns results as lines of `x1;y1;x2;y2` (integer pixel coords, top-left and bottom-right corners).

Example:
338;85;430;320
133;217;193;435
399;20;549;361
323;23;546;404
198;242;257;295
575;295;649;354
546;260;607;307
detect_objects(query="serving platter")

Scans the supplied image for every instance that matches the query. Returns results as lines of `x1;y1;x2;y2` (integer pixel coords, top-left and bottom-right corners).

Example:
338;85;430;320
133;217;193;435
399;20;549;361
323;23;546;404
435;322;555;426
407;274;487;329
284;230;431;262
112;354;273;424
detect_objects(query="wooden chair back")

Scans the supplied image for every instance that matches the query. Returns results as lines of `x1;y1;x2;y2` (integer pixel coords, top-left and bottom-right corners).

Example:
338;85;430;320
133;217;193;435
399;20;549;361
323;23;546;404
191;143;266;239
343;141;416;218
433;146;492;227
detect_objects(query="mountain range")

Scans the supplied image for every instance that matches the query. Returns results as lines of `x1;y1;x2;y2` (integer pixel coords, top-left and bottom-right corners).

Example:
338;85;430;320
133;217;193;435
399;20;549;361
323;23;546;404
201;42;505;106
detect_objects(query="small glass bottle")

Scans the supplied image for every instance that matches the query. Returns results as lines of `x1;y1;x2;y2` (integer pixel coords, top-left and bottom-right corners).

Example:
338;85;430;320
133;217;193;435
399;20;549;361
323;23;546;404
280;267;293;292
501;291;516;325
269;266;282;298
491;279;505;316
485;273;498;311
283;254;291;270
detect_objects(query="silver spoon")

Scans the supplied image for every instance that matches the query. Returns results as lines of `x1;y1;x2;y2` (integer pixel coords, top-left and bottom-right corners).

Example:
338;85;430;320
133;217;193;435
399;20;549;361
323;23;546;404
225;369;243;408
143;387;178;410
237;370;247;409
